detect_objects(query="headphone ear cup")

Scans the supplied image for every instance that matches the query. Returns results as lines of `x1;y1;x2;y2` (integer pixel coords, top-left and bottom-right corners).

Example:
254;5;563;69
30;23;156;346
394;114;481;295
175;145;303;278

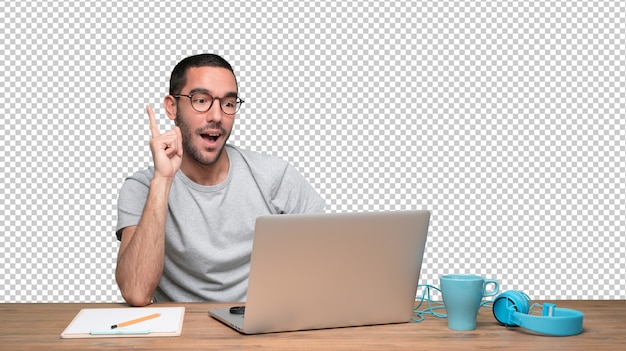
492;290;531;326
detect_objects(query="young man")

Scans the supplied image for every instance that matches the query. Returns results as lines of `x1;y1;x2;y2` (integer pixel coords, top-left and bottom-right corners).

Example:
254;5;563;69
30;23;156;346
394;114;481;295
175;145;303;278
115;54;325;306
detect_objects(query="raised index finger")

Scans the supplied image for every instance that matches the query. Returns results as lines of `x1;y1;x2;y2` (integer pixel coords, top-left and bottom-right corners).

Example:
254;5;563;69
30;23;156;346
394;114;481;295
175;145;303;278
146;104;161;138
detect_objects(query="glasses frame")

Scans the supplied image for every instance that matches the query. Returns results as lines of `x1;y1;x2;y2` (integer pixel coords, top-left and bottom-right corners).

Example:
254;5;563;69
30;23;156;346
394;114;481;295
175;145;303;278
173;93;244;115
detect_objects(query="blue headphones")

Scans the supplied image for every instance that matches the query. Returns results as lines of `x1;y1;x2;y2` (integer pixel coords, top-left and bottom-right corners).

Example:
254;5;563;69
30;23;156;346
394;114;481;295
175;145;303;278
492;290;584;336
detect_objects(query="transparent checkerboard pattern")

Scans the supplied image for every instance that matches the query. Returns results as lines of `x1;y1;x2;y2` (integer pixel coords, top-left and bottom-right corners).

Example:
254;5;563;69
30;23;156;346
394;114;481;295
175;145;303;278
1;1;624;302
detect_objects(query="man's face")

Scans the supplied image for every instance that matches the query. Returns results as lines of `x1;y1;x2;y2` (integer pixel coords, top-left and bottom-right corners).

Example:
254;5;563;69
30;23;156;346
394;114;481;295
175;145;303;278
173;66;238;167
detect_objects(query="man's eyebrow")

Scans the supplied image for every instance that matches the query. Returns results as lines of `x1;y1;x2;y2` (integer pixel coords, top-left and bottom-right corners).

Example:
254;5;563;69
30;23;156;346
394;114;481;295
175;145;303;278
188;88;210;95
187;88;238;98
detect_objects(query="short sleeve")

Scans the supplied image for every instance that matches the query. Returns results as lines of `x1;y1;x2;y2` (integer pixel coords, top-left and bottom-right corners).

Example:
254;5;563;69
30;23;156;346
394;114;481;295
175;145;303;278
115;169;153;240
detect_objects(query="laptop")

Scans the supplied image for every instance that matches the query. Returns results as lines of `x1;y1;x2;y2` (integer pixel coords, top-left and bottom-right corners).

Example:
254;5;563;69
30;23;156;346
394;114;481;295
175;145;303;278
209;210;431;334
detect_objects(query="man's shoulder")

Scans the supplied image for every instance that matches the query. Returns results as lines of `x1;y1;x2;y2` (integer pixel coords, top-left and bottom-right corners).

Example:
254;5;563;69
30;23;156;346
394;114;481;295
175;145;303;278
124;167;155;185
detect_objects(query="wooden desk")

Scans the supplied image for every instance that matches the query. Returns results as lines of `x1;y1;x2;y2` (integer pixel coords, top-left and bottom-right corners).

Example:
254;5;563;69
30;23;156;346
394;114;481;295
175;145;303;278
1;301;624;350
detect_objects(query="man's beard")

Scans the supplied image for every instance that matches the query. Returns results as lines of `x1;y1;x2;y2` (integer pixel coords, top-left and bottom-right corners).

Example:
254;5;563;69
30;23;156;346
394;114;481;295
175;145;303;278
175;111;231;167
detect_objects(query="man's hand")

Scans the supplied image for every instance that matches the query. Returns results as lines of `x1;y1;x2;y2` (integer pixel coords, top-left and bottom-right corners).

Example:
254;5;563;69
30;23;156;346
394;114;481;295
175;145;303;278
147;105;183;179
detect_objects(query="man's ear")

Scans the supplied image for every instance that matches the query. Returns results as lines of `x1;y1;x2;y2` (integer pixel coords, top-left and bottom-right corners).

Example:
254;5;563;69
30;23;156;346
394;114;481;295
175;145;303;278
164;95;177;121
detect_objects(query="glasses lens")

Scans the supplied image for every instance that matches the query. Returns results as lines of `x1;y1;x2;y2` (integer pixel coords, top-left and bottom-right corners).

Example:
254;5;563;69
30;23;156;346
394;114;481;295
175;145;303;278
190;93;213;112
220;97;240;115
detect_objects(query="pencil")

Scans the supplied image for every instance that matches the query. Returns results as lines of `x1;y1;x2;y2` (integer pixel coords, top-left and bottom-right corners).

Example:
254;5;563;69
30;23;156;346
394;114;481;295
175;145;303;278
111;313;161;329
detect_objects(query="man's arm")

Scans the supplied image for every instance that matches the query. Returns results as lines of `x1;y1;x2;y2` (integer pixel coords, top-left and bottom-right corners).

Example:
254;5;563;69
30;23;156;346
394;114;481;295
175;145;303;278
115;105;182;306
115;177;172;306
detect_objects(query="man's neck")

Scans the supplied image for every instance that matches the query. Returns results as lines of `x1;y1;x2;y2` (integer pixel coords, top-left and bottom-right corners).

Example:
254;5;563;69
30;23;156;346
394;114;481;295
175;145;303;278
180;150;230;186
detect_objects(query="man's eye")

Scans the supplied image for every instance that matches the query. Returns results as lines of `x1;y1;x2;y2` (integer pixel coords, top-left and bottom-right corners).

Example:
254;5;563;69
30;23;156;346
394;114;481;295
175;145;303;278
222;99;237;107
192;94;213;105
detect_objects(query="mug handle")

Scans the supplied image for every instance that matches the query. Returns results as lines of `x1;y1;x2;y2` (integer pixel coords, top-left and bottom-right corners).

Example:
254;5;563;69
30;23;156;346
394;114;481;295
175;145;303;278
483;279;500;297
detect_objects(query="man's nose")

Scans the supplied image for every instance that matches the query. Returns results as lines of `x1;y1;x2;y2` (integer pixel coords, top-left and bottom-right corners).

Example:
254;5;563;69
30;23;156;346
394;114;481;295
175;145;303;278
205;101;223;123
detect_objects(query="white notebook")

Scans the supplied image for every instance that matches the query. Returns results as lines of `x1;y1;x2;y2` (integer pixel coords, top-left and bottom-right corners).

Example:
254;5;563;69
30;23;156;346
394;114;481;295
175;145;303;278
61;306;185;338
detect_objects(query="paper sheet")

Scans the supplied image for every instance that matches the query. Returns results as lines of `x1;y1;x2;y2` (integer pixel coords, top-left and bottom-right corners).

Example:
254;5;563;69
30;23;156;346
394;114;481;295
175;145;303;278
61;306;185;338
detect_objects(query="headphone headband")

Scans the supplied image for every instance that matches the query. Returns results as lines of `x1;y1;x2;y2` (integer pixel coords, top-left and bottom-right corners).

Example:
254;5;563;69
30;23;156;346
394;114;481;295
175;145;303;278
492;291;584;336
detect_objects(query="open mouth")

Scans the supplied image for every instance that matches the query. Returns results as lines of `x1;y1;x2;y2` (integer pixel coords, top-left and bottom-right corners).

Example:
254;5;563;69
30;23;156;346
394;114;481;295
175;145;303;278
201;132;220;142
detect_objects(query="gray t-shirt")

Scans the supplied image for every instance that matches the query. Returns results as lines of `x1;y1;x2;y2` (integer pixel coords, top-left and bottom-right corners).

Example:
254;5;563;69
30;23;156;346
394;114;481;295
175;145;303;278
116;144;325;302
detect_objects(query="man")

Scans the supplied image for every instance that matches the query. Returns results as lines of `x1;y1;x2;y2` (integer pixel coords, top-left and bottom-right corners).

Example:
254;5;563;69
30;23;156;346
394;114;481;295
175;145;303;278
115;54;325;306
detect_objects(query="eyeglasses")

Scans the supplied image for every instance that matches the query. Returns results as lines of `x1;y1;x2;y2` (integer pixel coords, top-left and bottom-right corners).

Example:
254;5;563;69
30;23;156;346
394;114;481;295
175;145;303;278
173;93;244;115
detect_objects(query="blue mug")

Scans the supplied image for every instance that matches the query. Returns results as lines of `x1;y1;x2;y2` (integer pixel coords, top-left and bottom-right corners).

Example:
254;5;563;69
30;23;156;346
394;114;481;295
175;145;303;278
440;274;500;330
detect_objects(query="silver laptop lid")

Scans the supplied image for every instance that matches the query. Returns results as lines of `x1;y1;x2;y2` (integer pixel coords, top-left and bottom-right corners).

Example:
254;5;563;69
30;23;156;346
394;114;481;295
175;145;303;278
240;210;430;334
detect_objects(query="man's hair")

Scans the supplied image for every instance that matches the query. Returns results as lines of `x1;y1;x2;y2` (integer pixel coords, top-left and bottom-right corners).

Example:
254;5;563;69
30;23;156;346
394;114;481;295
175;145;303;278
169;53;237;95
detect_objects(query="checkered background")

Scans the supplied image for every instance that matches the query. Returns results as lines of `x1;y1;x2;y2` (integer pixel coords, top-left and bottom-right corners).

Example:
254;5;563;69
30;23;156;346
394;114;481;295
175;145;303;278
1;1;624;302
